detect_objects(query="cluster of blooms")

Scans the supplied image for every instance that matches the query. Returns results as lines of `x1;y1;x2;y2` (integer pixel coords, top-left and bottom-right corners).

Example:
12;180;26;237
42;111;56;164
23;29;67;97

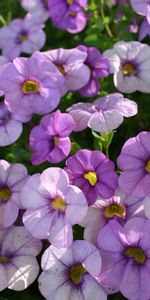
0;1;150;300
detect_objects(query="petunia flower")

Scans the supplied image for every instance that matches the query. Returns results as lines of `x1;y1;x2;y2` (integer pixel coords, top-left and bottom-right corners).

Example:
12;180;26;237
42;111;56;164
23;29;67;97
131;0;150;24
0;51;64;117
38;240;107;300
104;41;150;93
42;48;90;96
20;167;88;248
80;188;144;245
97;217;150;300
117;131;150;197
65;149;118;205
0;226;42;291
30;110;75;165
0;102;31;146
139;18;150;41
48;0;89;34
77;45;110;97
0;160;29;228
20;0;49;23
67;93;137;132
0;14;46;61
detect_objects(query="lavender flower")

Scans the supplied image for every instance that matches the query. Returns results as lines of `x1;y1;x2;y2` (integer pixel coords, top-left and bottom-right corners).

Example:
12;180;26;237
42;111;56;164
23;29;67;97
80;188;144;245
42;48;90;96
38;240;107;300
67;93;137;132
97;217;150;300
0;14;46;60
131;0;150;24
77;45;110;97
65;149;118;205
0;102;31;146
48;0;88;34
0;226;42;291
21;167;88;248
104;41;150;93
30;110;75;165
118;131;150;197
0;160;29;228
0;51;64;117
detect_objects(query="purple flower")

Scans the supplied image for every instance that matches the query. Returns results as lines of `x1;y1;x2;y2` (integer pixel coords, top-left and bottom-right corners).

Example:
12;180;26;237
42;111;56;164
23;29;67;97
80;188;144;245
139;18;150;41
48;0;88;34
104;41;150;93
0;225;42;291
0;56;8;97
131;0;150;24
20;167;88;248
128;20;138;33
0;51;64;117
0;160;29;228
0;14;46;61
30;110;75;165
77;45;110;97
38;240;107;300
67;93;137;132
21;0;49;23
42;48;90;96
118;131;150;197
65;149;118;205
0;102;31;146
97;217;150;300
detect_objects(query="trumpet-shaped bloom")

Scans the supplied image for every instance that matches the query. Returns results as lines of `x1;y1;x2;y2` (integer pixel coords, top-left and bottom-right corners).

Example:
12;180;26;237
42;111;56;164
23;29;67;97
48;0;89;34
42;48;90;96
0;51;64;117
21;0;49;23
21;167;88;248
67;93;137;132
0;14;46;61
38;240;107;300
0;226;42;291
0;160;29;228
65;149;118;205
80;188;144;245
131;0;150;24
104;41;150;93
0;160;28;228
97;217;150;300
30;110;75;165
77;45;110;97
117;131;150;197
0;102;31;146
139;18;150;41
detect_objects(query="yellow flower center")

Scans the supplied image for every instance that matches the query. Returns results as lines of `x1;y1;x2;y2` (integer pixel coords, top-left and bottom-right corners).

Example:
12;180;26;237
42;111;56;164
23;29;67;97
125;247;146;265
56;64;66;75
67;0;73;4
54;136;59;146
69;12;77;16
22;80;39;94
145;160;150;173
19;33;27;43
0;256;9;264
104;203;126;219
70;264;86;285
84;171;97;186
122;63;136;76
51;197;66;212
0;187;11;202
